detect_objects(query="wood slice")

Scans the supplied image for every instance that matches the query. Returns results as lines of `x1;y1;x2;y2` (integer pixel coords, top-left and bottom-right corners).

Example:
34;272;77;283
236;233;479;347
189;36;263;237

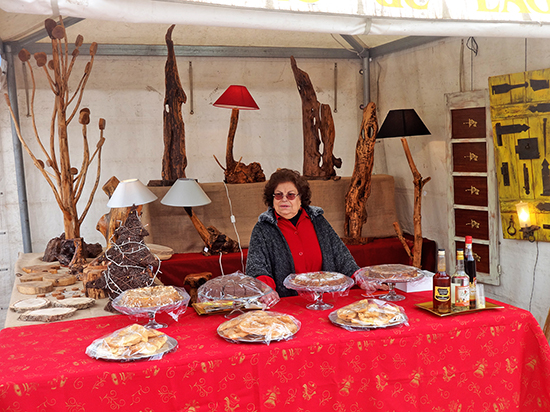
53;297;95;310
18;273;45;282
41;273;77;286
17;281;54;295
147;244;174;261
18;307;77;322
21;263;61;273
10;297;51;312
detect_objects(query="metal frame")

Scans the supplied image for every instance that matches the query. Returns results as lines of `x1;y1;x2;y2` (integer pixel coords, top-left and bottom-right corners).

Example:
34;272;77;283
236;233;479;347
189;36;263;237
0;17;445;251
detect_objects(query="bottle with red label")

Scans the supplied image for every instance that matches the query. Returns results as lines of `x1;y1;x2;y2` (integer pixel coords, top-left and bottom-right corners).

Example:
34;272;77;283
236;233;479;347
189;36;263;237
464;236;477;309
433;249;451;314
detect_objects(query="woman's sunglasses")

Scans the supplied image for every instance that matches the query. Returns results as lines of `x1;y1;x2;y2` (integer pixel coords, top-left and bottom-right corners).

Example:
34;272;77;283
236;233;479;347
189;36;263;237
273;192;299;201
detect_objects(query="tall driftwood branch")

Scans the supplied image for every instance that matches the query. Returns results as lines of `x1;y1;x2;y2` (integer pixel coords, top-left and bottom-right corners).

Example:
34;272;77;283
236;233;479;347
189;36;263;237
162;24;187;183
343;102;378;244
393;221;413;260
3;18;104;241
400;137;431;268
290;56;341;180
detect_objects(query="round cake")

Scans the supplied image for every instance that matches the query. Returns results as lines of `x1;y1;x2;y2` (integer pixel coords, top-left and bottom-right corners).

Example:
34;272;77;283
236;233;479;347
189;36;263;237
291;271;348;287
198;274;268;301
117;285;183;308
366;264;419;280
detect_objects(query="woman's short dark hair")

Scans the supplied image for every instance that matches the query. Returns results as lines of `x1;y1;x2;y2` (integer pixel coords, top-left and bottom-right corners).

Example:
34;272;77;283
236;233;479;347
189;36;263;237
263;168;311;208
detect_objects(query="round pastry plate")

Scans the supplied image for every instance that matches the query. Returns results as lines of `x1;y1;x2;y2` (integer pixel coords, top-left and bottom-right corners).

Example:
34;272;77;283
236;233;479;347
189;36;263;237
86;336;178;361
355;264;424;284
285;271;354;292
328;310;407;330
217;312;301;343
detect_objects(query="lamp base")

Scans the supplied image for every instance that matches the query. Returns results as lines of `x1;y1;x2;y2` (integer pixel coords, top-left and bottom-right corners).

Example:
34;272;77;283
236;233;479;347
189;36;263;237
520;225;540;242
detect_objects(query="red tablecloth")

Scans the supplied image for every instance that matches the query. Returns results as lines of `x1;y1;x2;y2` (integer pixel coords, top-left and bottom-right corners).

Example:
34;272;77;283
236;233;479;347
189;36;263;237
158;236;437;287
1;289;549;411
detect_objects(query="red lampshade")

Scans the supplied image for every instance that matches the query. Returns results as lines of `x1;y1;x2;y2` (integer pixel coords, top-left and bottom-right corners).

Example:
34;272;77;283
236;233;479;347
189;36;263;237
213;85;259;110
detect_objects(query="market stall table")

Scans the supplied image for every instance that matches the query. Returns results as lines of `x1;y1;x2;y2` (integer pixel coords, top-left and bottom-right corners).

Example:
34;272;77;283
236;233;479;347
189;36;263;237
1;289;549;411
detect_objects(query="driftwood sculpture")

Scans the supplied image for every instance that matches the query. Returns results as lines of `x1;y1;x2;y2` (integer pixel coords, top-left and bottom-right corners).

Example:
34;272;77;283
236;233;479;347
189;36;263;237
162;24;187;183
290;56;342;180
213;107;266;184
393;138;431;268
343;102;378;244
4;18;105;242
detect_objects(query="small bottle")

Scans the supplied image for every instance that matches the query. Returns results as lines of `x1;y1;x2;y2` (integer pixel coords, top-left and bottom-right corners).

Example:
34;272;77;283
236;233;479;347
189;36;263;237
451;250;470;312
464;236;477;310
433;249;451;314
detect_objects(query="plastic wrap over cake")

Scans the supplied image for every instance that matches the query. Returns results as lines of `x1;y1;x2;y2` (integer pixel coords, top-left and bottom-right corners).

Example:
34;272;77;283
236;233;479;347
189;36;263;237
354;264;424;293
197;271;276;309
86;324;178;361
283;271;354;295
329;298;409;331
217;310;300;344
112;285;190;321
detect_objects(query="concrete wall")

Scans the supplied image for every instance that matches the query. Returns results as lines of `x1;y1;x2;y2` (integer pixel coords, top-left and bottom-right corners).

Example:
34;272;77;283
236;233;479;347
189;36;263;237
1;36;549;329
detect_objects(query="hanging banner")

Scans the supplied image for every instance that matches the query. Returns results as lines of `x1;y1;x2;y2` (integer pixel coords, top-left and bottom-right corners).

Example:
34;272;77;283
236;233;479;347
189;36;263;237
180;0;550;23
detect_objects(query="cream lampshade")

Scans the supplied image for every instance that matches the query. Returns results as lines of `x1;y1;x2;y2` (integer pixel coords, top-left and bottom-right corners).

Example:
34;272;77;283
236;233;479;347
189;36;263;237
160;178;211;207
106;178;158;208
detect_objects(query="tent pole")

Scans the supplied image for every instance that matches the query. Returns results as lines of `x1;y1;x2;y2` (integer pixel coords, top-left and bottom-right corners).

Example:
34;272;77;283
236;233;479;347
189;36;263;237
362;51;370;106
5;42;32;253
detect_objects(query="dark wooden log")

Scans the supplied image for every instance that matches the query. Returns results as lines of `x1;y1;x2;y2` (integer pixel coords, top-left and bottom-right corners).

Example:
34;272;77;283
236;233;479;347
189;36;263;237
290;56;341;180
343;103;378;243
162;24;187;182
185;207;239;255
184;272;212;303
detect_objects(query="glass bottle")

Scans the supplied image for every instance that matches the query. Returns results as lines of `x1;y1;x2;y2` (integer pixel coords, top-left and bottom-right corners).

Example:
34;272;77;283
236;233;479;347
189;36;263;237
433;249;451;314
464;236;477;309
451;249;470;312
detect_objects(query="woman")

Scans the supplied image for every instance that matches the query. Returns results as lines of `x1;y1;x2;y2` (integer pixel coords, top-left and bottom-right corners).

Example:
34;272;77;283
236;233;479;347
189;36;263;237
246;168;359;304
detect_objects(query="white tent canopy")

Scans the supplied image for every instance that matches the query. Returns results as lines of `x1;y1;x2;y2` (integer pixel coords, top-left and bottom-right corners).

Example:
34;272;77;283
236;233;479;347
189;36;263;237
3;0;550;38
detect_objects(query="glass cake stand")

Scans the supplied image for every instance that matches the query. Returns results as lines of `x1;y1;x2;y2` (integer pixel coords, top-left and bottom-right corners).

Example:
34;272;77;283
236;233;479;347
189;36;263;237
283;273;354;311
354;266;424;302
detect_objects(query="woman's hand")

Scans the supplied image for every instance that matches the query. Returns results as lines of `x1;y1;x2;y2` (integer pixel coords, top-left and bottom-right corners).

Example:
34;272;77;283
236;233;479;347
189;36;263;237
259;291;280;309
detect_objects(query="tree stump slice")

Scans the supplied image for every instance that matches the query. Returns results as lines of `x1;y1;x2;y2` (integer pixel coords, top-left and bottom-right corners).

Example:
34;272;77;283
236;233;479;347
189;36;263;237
22;263;60;273
18;273;45;282
42;273;77;287
10;297;51;313
17;281;54;295
18;307;77;322
53;297;95;310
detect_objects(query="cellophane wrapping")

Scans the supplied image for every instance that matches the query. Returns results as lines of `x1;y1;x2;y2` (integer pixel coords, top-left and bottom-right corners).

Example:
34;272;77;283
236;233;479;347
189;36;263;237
329;298;409;332
86;323;178;361
217;310;301;345
354;265;424;297
283;271;354;301
197;271;277;310
112;285;190;322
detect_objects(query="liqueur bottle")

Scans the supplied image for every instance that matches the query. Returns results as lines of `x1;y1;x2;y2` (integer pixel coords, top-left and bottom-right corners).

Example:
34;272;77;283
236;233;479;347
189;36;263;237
451;249;470;312
464;236;477;310
433;249;451;314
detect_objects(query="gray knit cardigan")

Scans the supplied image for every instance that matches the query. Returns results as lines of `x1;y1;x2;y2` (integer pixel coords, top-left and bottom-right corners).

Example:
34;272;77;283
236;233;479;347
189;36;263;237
245;206;360;297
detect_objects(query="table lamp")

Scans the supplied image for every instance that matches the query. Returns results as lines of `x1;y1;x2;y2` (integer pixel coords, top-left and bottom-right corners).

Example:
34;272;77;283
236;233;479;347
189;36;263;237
160;178;218;253
377;109;431;268
213;85;261;183
106;178;158;208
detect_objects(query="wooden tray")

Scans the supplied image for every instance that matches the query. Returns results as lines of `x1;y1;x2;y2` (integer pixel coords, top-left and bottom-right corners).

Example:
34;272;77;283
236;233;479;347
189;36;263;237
415;301;504;317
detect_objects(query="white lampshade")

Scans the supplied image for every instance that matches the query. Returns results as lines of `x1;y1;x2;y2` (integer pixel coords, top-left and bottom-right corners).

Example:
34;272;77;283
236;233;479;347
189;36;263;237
106;179;158;208
160;178;212;207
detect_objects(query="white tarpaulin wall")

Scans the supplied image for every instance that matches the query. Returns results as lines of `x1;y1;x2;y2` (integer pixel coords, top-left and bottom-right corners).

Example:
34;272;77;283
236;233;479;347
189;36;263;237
4;0;550;37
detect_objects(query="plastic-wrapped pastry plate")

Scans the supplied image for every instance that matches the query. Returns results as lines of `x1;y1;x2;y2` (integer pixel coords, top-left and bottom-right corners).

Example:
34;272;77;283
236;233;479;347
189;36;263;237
329;299;408;330
284;271;354;292
217;310;300;343
86;324;178;361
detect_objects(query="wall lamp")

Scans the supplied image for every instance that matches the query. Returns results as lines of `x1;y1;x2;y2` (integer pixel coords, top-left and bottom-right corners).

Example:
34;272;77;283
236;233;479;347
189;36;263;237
516;201;540;242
